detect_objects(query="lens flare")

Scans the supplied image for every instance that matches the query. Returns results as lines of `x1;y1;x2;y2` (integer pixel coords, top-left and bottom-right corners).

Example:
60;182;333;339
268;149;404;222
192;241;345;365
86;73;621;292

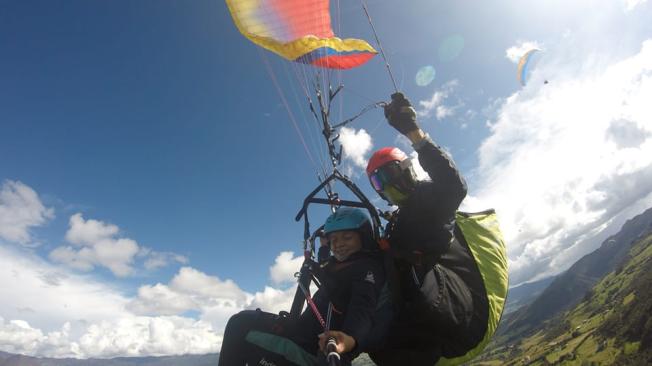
415;65;436;86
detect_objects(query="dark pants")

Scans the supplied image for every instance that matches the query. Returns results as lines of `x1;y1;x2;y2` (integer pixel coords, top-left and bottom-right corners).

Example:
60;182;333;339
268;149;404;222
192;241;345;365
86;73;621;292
218;310;324;366
367;317;442;366
369;349;441;366
369;262;475;365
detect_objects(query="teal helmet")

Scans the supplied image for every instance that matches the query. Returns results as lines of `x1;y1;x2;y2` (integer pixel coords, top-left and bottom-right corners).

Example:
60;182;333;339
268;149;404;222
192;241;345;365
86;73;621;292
323;207;376;251
324;207;370;234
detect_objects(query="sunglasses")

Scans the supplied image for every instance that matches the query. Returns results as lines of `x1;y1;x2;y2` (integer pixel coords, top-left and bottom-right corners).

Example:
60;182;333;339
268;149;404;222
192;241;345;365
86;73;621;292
369;159;415;193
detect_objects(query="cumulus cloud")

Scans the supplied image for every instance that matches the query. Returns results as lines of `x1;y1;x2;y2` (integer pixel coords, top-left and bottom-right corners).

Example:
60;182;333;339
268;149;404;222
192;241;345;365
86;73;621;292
417;80;461;120
1;243;301;358
0;180;300;358
0;245;222;358
50;214;140;277
339;127;373;168
127;283;198;316
269;251;303;285
505;41;543;63
142;250;189;271
468;39;652;285
76;316;220;358
409;152;430;181
128;267;251;316
248;286;297;314
0;245;131;330
0;180;54;245
0;316;221;359
394;134;453;183
50;214;186;277
124;266;302;349
127;263;300;332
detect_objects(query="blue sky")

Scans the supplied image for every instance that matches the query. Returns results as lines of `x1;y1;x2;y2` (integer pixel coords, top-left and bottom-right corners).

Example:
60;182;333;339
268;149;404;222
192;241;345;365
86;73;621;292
1;0;652;358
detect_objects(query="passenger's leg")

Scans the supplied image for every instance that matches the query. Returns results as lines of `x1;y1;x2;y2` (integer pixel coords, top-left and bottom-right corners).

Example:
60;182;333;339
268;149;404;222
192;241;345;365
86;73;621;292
219;310;281;365
219;309;321;366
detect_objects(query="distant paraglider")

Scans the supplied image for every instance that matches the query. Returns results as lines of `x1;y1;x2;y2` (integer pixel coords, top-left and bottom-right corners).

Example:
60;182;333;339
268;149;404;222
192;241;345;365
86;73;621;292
517;48;547;86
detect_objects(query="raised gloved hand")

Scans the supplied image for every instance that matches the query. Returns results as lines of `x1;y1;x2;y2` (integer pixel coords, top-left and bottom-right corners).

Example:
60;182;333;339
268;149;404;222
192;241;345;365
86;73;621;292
384;92;419;135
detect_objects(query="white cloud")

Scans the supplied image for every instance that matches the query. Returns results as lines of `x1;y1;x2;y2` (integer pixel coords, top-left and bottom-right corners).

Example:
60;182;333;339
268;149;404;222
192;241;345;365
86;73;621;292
469;39;652;285
126;263;300;334
0;245;223;358
393;135;450;183
248;286;297;315
64;213;119;246
50;214;139;277
124;266;300;349
0;181;300;359
126;262;302;337
127;283;198;316
269;251;303;285
0;316;221;359
129;264;300;317
142;250;189;271
505;41;543;63
417;80;461;121
50;214;186;277
0;243;300;358
76;316;220;358
0;180;54;245
171;267;251;308
0;245;131;334
128;267;252;316
0;318;51;356
339;127;373;168
409;151;430;181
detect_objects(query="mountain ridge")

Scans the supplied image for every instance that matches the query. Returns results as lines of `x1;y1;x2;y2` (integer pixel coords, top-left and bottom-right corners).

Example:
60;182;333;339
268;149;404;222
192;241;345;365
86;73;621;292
503;276;556;314
474;228;652;364
0;351;219;366
497;206;652;342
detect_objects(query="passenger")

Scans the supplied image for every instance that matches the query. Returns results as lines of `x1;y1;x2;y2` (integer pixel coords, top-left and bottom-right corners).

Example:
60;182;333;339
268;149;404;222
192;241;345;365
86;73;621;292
218;207;386;366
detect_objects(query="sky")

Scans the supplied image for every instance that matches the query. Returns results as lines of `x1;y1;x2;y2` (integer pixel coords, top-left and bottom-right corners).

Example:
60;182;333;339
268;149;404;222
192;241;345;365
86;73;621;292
1;0;652;359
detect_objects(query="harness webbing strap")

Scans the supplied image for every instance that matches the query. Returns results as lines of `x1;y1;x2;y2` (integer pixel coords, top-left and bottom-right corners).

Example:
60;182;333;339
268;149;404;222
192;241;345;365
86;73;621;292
298;282;326;329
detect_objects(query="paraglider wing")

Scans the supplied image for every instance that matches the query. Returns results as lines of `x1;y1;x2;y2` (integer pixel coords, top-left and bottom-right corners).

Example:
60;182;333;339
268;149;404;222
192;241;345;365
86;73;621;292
517;49;540;86
226;0;377;69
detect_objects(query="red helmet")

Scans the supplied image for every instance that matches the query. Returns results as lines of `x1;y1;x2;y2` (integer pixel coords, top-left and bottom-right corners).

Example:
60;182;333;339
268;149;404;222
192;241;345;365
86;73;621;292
366;147;416;205
366;147;408;176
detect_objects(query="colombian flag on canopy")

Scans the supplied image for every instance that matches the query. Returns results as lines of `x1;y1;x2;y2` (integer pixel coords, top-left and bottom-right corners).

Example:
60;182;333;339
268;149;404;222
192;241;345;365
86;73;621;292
226;0;377;69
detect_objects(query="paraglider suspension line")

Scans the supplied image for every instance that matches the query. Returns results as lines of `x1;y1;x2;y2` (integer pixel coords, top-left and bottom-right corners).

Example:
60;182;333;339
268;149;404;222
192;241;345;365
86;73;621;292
361;0;399;92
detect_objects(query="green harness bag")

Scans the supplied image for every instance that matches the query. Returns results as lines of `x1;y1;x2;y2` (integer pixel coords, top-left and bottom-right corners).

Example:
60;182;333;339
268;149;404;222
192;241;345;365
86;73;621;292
436;210;509;366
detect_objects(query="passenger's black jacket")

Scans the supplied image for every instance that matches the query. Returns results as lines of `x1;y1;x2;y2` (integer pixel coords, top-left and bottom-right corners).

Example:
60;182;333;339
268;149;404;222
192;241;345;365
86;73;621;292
382;139;489;359
294;249;386;360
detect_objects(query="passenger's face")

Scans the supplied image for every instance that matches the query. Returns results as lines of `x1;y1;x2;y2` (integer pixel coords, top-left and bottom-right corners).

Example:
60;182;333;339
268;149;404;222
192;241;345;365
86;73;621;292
328;230;362;261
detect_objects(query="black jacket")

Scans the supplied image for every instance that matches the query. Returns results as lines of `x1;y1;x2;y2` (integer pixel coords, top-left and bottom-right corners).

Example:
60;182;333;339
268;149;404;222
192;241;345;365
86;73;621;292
387;139;467;261
384;139;488;358
294;250;386;359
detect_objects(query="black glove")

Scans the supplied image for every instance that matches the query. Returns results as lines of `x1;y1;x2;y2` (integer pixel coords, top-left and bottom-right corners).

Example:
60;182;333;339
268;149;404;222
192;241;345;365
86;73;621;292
384;92;419;135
